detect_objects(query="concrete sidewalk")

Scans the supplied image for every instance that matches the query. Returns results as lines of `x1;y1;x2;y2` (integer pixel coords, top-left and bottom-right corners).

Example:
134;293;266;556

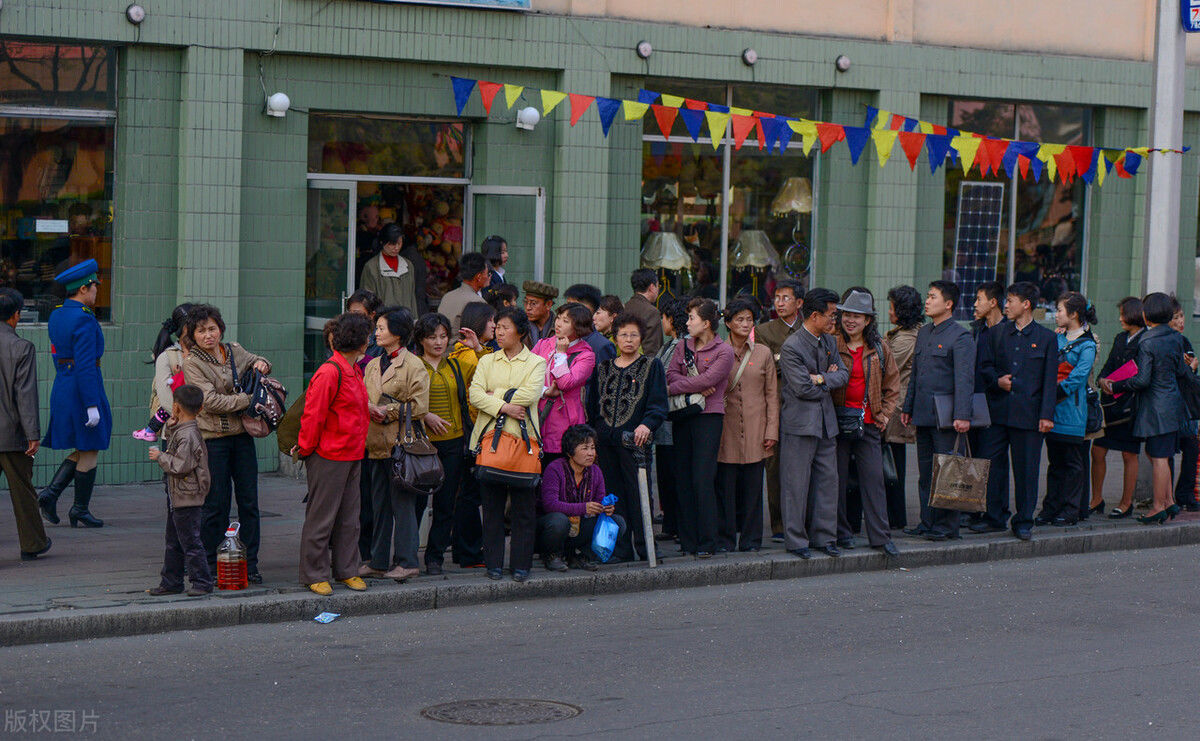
2;471;1198;646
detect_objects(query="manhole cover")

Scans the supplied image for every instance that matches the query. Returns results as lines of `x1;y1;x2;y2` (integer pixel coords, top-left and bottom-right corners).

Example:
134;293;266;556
421;699;582;726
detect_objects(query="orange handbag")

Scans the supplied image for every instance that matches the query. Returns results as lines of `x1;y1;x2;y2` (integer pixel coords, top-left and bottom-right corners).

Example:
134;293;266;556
473;389;543;488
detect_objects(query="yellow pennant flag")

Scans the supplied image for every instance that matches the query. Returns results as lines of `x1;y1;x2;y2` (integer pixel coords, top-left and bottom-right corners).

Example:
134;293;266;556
952;135;982;174
1095;154;1107;187
541;90;567;116
730;106;753;117
623;100;649;121
872;109;891;130
1130;146;1150;157
705;111;730;150
503;84;524;110
660;93;684;108
873;130;899;167
1037;143;1065;182
789;119;819;156
918;120;934;135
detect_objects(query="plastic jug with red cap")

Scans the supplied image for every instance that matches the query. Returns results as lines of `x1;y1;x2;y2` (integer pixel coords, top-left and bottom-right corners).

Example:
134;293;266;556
216;522;248;590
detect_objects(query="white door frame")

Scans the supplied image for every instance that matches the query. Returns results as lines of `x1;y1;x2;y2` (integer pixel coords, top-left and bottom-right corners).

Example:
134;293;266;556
305;179;356;331
464;185;547;282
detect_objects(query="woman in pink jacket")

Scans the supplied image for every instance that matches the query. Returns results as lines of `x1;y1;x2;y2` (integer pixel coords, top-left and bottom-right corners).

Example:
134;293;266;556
532;303;597;465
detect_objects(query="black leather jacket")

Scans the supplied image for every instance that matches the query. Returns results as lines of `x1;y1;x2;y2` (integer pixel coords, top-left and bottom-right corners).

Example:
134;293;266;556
1111;324;1190;438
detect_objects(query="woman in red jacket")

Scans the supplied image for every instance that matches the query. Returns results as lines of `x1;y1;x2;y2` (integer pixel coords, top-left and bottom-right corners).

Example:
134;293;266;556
294;313;372;596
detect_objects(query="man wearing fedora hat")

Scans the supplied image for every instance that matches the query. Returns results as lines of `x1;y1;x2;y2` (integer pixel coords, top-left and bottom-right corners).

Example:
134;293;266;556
38;258;111;528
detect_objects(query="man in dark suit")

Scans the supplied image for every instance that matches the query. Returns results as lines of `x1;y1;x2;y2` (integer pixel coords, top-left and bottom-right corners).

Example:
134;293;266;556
778;288;848;558
756;280;803;542
625;268;664;356
970;282;1058;540
901;280;976;541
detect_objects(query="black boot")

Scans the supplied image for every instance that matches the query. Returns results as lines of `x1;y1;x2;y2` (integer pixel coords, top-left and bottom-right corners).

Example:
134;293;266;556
68;469;103;528
38;459;76;525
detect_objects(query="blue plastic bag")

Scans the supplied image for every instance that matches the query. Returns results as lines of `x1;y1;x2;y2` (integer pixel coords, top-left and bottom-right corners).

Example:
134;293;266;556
591;494;619;563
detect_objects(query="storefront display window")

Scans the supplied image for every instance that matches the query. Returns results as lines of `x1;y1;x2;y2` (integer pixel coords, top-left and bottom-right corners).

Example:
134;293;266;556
0;42;115;322
308;114;466;179
943;99;1089;318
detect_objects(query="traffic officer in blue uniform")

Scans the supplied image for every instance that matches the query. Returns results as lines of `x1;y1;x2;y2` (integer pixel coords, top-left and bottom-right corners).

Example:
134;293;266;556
37;259;110;528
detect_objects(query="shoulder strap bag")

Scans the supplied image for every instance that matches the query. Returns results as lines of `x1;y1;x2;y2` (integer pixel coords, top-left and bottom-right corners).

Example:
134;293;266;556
724;343;754;399
473;388;544;489
386;396;445;498
667;341;706;421
447;358;474;454
836;345;871;440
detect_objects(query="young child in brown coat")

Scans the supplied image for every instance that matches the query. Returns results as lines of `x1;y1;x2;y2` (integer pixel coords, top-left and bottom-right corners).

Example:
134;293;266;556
147;384;213;596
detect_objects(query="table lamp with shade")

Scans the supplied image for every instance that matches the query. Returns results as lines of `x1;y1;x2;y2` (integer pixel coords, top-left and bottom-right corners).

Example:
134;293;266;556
641;231;693;299
770;176;813;284
732;230;781;306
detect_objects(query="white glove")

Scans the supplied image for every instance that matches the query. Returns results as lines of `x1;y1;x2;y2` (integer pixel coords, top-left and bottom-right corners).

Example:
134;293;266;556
86;407;100;428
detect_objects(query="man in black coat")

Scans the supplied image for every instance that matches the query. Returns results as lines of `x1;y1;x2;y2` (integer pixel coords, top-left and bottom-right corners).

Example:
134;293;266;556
971;282;1058;540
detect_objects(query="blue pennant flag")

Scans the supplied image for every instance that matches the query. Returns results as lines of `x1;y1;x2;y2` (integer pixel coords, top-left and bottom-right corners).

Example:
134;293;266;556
902;118;919;132
1028;155;1044;182
1079;149;1100;184
595;97;622;137
924;134;953;174
638;89;660;105
844;126;871;165
451;77;476;116
678;108;705;142
1001;142;1038;179
864;105;879;129
1123;151;1143;175
760;117;784;152
776;118;794;153
708;103;729;114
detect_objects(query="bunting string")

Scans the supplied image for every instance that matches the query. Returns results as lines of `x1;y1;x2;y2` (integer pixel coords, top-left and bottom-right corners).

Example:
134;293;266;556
449;76;1188;187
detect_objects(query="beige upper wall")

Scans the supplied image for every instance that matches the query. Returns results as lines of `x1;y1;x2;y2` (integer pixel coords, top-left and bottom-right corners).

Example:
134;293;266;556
537;0;1200;63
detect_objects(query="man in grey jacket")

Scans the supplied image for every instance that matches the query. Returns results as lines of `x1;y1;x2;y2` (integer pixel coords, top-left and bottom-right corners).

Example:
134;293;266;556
778;287;848;558
0;288;50;560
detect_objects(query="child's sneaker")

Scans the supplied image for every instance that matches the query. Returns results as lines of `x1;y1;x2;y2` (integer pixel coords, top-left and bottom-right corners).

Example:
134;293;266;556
131;427;157;442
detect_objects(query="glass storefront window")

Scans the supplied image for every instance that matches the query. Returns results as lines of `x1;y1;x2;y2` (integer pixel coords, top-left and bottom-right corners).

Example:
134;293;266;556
308;114;467;179
1;42;115;322
943;99;1089;318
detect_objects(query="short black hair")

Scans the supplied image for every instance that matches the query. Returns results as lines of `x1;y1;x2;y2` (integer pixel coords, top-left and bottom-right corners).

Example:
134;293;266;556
1006;281;1040;308
887;285;924;330
347;288;382;317
976;280;1005;306
563;284;603;312
801;288;839;319
557;302;595;338
494;306;532;340
0;288;23;322
185;304;226;340
598;295;624;316
173;384;204;415
561;423;597;459
611;312;645;338
686;298;720;333
481;235;506;266
378;222;403;248
773;280;803;301
630;268;657;294
1142;292;1176;325
460;302;496;339
376;305;415;346
486;283;518;310
1118;296;1145;328
928;280;960;312
458;252;488;282
414;312;452;347
331;312;372;352
723;297;759;324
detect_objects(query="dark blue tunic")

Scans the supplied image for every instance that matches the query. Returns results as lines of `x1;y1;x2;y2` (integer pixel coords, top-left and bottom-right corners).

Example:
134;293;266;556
43;299;112;451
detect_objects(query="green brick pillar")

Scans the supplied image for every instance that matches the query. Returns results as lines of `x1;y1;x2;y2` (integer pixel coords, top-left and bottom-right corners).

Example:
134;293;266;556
176;46;244;333
548;69;611;291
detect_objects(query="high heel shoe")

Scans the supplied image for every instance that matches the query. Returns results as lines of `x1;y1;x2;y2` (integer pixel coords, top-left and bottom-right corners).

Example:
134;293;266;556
1166;504;1181;520
1088;501;1106;516
1108;505;1134;519
1136;510;1170;525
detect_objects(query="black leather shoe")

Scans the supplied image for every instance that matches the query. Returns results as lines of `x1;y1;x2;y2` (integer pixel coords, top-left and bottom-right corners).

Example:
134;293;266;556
512;569;530;583
541;555;568;572
902;525;930;537
426;562;444;576
20;538;52;561
247;571;263;585
1034;514;1054;526
967;521;1005;534
922;532;949;542
1051;516;1077;527
873;542;900;557
486;569;503;580
1013;528;1033;541
819;544;841;558
789;548;812;559
836;537;856;549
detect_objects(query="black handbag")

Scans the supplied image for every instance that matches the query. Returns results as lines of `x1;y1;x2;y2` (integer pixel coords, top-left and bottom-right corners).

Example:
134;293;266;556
668;343;705;421
881;438;900;489
1084;386;1103;435
387;399;445;498
837;343;873;440
1180;370;1200;421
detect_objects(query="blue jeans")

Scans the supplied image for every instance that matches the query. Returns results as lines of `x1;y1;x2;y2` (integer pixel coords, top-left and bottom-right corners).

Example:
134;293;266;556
202;433;260;573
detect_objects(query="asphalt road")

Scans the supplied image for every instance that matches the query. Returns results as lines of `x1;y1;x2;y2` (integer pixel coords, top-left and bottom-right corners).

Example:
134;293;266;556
1;547;1196;740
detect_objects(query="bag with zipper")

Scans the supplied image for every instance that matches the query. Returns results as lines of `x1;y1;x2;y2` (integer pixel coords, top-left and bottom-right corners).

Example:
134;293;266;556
387;397;444;498
668;342;705;421
473;389;544;488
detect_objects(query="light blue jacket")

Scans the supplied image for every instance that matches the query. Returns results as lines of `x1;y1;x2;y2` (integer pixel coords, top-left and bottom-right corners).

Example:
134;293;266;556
1053;331;1097;439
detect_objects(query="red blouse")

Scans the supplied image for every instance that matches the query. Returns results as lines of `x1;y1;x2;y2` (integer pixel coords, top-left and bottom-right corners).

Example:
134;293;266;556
844;346;874;425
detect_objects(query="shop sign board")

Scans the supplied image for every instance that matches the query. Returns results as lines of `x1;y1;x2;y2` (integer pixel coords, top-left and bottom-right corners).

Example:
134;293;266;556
1183;0;1200;32
367;0;531;9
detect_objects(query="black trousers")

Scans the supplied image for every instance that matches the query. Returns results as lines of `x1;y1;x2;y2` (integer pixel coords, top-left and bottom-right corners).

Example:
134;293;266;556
537;512;627;558
358;453;373;561
1175;429;1199;507
453;456;484;565
480;480;536;572
160;504;212;591
673;413;723;554
655;444;679;537
916;426;962;537
716;460;765;551
837;427;892;546
425;438;465;567
1042;435;1089;522
597;444;651;561
979;425;1045;531
201;433;260;574
886;442;908;529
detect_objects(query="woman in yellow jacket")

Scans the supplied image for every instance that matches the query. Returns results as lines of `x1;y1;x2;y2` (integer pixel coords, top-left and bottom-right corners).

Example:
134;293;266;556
360;306;430;583
468;306;546;582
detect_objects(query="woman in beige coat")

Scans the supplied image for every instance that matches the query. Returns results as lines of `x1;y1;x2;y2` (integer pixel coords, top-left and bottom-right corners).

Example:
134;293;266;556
883;285;923;530
359;306;430;582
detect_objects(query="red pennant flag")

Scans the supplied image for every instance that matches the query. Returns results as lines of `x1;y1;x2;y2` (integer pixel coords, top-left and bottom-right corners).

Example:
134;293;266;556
651;104;679;138
932;124;948;136
684;99;708;111
477;81;503;114
1054;150;1077;182
754;119;766;150
752;111;772;118
731;115;757;149
978;138;1009;176
1067;146;1095;177
1017;155;1030;180
897;131;927;170
568;93;595;126
816;123;846;153
1115;154;1132;178
889;113;905;131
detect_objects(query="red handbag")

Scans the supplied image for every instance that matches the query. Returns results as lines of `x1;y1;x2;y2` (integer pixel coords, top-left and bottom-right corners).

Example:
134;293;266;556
473;389;543;488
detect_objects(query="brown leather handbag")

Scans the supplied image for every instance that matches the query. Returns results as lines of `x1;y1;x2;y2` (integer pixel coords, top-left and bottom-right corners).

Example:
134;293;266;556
388;399;445;498
473;389;543;488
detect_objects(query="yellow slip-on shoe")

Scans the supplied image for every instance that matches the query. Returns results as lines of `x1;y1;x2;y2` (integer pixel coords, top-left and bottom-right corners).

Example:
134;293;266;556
308;581;333;596
339;577;367;591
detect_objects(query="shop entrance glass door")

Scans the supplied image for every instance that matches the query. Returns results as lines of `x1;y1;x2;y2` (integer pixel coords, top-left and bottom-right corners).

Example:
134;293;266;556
304;180;355;379
465;185;546;283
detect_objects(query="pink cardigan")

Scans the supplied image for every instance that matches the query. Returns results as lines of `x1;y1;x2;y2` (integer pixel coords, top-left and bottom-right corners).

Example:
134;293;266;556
532;337;596;453
666;335;736;415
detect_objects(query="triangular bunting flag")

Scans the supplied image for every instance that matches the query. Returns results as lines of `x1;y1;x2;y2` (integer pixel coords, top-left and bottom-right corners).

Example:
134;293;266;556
817;123;846;153
503;84;524;110
705;110;730;149
1067;146;1097;183
753;119;766;150
872;129;899;167
980;138;1010;177
679;108;705;142
865;105;880;129
1028;155;1044;182
1114;154;1132;178
918;121;934;135
845;126;871;165
660;94;684;108
730;106;753;117
898;131;926;170
952;135;982;174
1037;143;1065;182
974;138;995;176
651;104;678;138
684;99;708;111
451;77;476;115
776;119;795;153
638;90;660;105
595;97;622;137
889;114;905;131
731;115;757;150
761;117;785;152
1002;142;1038;178
709;104;729;113
871;109;891;130
477;81;502;114
925;134;953;173
1123;151;1143;175
568;93;595;126
790;119;819;156
902;118;920;133
541;90;567;116
623;100;649;121
1017;156;1031;181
